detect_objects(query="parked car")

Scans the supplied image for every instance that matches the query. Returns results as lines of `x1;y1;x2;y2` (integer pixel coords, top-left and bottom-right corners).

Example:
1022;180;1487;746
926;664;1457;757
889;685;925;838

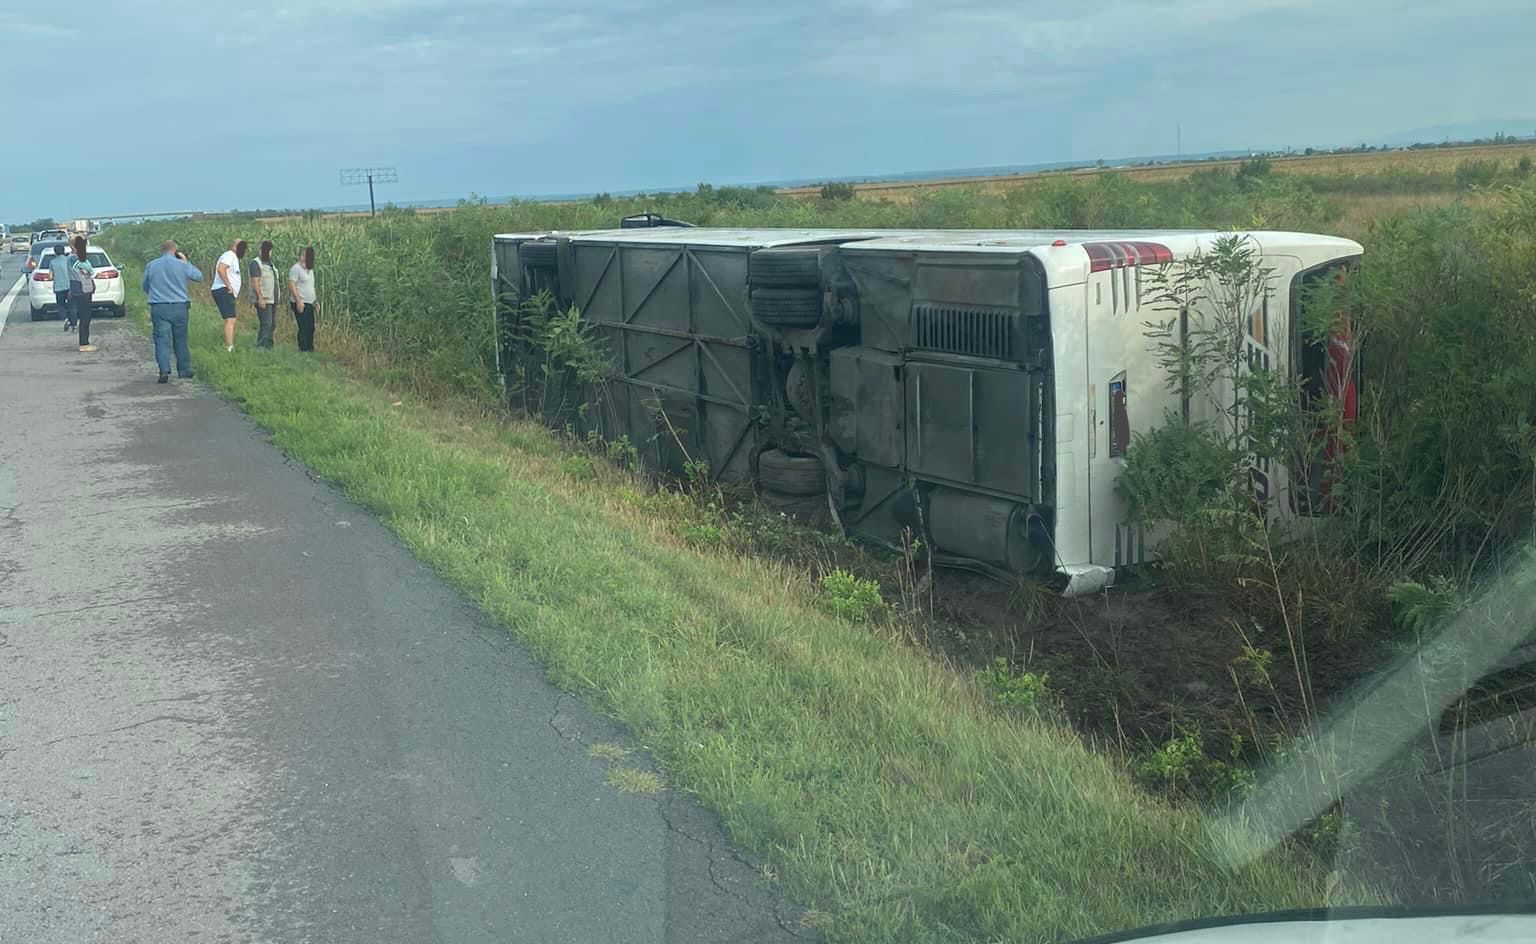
27;243;126;321
22;240;65;278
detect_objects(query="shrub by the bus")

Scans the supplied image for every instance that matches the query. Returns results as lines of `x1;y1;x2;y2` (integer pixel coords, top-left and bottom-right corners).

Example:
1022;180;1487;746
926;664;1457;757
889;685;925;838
1117;235;1314;567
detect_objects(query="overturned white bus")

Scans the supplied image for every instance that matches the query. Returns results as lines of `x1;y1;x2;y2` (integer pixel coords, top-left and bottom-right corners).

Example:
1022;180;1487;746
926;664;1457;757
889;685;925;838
493;226;1362;593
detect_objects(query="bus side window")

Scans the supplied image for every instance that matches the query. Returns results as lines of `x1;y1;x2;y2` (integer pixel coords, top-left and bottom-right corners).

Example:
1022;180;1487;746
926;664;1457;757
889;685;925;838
1109;373;1129;459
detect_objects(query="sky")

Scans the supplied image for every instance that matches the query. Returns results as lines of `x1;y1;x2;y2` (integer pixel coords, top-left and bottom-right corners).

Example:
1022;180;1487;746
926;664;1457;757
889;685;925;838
3;0;1533;221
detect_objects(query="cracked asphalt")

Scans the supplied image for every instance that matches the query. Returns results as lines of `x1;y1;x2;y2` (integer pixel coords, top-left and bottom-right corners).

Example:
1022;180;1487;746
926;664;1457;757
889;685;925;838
0;261;812;943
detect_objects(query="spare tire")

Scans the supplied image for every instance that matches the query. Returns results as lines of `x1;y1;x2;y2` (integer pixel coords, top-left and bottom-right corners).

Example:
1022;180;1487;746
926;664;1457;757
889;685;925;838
520;241;558;269
758;449;825;496
751;287;822;328
749;248;821;287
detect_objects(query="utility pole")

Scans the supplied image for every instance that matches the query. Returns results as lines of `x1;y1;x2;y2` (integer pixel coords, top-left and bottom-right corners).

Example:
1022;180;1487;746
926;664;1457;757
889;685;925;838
340;167;399;218
1176;123;1182;160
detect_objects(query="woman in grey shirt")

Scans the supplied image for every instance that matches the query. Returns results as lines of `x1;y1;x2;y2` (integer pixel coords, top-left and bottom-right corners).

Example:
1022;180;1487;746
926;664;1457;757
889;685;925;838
288;245;317;352
248;240;279;349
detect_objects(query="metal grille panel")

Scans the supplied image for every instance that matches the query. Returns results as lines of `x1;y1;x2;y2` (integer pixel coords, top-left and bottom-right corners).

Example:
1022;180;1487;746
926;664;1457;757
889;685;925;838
912;305;1014;360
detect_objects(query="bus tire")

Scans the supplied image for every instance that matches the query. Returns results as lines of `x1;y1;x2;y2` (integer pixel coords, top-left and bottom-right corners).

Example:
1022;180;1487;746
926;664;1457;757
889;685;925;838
758;449;825;496
520;241;558;269
748;248;821;287
751;288;822;327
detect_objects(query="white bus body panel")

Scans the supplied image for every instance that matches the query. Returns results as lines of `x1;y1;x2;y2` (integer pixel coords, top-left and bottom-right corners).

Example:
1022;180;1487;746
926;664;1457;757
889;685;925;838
1035;232;1362;585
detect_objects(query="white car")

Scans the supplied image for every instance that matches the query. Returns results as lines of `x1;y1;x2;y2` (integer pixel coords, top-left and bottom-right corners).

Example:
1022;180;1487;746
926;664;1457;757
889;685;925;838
28;243;126;321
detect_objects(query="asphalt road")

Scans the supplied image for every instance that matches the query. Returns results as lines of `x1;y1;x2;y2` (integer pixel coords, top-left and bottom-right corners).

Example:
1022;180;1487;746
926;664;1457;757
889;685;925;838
0;254;808;943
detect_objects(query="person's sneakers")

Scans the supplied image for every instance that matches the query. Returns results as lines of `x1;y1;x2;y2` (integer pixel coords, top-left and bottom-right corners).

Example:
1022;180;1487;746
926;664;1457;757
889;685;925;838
79;345;96;353
226;345;234;353
178;372;195;380
158;373;170;384
63;321;73;332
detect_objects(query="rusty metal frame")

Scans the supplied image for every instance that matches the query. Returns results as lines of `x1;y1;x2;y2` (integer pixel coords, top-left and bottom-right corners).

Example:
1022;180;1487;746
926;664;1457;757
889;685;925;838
574;242;760;482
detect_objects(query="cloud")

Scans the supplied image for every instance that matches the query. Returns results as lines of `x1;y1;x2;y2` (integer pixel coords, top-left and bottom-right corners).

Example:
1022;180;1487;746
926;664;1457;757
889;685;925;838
2;0;1532;219
0;11;76;38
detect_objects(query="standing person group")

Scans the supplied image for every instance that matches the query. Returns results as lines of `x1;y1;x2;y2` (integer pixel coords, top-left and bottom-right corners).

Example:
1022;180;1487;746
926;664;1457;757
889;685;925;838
212;239;318;354
132;239;317;382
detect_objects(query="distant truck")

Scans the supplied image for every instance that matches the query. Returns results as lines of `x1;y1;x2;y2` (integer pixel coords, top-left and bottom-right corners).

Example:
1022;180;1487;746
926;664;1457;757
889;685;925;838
493;226;1361;592
71;219;93;235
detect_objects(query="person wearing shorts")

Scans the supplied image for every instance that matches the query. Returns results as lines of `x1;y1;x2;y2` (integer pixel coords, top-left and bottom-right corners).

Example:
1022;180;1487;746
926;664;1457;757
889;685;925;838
211;239;247;351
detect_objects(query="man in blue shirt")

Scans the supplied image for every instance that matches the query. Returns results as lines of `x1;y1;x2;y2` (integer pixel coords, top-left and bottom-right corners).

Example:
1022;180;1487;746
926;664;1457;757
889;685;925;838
45;245;74;328
141;240;204;383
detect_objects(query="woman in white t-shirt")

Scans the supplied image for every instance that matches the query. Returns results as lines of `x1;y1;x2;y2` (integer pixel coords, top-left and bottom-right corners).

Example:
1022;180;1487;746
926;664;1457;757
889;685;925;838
288;245;318;352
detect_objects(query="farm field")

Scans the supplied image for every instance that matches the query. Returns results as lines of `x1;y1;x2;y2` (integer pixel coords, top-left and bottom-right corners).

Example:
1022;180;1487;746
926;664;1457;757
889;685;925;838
779;141;1536;202
100;157;1536;941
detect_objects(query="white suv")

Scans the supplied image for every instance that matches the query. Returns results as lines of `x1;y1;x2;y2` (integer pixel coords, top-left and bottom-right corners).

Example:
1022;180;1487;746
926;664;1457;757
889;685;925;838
28;244;126;321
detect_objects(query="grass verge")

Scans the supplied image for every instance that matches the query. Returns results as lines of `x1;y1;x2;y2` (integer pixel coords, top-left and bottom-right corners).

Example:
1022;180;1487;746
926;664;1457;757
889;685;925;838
118;284;1363;943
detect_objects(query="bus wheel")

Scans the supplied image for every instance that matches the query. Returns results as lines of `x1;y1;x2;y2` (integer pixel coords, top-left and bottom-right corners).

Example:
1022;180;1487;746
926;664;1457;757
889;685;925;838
759;449;826;496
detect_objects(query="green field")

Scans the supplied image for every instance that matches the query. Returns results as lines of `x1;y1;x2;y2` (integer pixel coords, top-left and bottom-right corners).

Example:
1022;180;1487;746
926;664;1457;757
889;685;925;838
100;161;1536;939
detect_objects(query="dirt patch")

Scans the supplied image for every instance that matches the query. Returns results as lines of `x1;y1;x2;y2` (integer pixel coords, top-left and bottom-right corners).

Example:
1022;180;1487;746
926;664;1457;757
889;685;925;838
906;569;1395;760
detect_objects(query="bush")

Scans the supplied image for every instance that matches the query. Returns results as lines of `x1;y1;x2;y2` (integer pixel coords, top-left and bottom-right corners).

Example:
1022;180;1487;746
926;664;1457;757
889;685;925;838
559;455;597;481
974;659;1051;712
1236;157;1273;180
1335;187;1536;559
1135;729;1255;802
819;181;857;202
818;569;885;622
679;521;725;548
1387;576;1464;636
1454;158;1501;190
1117;418;1238;525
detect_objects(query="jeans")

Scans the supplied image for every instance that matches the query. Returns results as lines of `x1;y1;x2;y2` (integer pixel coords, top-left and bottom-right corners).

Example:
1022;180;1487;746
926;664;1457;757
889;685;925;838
151;302;192;377
254;303;276;348
73;291;93;344
291;302;315;352
54;290;69;321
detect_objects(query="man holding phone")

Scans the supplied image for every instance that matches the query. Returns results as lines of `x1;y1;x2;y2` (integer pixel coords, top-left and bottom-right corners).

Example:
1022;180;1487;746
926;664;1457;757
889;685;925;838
141;240;205;383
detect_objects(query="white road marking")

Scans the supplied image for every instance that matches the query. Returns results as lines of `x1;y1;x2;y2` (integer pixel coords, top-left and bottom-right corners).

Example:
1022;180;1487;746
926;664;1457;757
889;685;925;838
0;272;25;339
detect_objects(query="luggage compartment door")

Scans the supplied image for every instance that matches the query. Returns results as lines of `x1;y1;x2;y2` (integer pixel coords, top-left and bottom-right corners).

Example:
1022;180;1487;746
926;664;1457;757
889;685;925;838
905;358;1039;502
